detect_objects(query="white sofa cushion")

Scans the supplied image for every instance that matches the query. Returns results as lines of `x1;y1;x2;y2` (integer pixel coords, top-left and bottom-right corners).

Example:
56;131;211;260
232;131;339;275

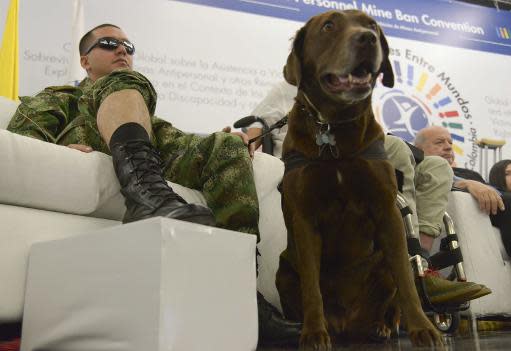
0;129;124;217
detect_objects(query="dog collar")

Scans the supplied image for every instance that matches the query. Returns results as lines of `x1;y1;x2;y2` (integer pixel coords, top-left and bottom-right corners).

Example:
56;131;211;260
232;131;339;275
300;92;363;126
299;92;364;158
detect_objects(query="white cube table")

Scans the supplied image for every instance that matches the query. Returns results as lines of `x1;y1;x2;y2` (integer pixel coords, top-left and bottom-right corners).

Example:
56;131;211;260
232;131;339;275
21;217;258;351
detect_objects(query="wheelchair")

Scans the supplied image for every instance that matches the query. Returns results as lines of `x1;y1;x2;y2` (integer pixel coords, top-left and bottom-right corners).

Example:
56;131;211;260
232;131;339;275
236;116;468;334
398;193;468;334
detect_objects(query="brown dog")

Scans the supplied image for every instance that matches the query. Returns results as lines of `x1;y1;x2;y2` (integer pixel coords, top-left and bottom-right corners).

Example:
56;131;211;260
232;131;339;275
276;10;443;349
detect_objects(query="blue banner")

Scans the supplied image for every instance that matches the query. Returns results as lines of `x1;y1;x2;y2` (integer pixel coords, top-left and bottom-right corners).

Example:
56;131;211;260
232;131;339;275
171;0;511;56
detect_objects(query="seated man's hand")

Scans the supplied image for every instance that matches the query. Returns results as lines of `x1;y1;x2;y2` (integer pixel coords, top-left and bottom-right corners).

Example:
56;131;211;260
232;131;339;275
245;127;263;152
67;144;93;153
222;126;255;158
455;179;505;215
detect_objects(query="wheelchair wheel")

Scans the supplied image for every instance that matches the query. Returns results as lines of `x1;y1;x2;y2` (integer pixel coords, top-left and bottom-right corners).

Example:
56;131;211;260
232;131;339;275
432;311;460;334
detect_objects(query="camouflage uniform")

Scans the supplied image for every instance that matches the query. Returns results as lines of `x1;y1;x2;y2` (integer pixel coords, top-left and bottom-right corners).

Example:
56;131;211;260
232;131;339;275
7;70;259;237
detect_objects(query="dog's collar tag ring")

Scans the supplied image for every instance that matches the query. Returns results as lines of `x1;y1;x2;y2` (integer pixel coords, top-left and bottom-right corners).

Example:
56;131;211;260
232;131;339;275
316;124;339;158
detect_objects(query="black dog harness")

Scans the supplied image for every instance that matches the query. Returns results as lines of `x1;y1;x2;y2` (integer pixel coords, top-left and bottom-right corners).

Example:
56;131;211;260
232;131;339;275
278;138;388;196
282;138;388;176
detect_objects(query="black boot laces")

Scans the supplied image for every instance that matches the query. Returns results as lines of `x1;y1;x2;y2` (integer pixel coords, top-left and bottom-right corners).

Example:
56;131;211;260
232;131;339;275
120;140;186;204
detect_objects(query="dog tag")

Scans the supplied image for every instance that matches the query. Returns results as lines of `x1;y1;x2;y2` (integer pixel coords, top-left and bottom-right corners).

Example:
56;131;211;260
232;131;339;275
316;124;339;158
315;130;336;146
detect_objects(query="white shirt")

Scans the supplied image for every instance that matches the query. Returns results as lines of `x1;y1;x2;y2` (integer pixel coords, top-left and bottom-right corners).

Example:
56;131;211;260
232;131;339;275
249;81;298;158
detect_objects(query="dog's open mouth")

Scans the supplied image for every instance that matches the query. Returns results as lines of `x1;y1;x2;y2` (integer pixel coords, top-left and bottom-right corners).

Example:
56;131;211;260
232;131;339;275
322;63;375;94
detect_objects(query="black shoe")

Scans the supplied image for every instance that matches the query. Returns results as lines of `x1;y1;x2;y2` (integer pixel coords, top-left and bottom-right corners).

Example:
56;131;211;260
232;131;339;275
257;292;301;347
111;139;216;226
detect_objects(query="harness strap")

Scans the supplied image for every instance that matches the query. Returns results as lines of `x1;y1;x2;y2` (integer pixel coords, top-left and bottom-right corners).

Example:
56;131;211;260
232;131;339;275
429;248;463;270
282;138;388;176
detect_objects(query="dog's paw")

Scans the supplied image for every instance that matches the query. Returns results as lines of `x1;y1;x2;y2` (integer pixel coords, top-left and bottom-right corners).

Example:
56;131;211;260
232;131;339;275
299;329;332;351
373;324;392;341
408;327;444;348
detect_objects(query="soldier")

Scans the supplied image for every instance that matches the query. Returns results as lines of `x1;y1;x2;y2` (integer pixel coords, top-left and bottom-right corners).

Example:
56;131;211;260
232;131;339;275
7;23;300;346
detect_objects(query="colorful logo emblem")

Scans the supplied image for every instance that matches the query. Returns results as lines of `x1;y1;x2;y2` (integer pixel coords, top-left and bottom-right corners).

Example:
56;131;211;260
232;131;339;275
497;27;510;39
373;60;466;158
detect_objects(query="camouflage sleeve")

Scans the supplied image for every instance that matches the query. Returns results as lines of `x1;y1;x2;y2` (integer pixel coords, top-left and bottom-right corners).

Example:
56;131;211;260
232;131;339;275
84;69;157;117
6;86;79;143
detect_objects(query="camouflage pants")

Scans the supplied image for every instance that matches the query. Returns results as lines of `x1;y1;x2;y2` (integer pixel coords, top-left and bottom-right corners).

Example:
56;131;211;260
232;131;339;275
159;128;260;237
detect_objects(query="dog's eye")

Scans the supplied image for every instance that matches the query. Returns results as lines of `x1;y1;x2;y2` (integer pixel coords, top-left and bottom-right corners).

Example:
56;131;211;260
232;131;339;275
368;22;378;31
322;21;334;32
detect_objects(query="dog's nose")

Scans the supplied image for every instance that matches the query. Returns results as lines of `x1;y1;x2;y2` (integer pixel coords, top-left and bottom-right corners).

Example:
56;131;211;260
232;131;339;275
353;31;377;47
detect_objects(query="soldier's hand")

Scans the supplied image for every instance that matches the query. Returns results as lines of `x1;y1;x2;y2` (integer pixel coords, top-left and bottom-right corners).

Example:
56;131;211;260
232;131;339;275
222;126;255;158
67;144;93;153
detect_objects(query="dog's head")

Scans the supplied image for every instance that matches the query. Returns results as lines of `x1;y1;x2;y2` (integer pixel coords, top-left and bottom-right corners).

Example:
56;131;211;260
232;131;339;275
284;10;394;104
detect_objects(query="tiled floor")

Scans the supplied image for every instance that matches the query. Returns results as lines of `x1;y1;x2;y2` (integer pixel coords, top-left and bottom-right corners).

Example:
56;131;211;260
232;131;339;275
257;330;511;350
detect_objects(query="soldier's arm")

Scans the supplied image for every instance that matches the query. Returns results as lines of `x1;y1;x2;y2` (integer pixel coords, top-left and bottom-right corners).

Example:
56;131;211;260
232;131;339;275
6;87;76;143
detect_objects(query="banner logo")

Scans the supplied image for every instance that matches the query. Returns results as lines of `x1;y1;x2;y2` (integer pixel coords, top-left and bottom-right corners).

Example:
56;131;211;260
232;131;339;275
373;51;478;168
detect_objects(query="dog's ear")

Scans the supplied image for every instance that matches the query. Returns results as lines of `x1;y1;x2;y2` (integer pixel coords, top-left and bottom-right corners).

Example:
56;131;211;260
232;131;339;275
378;27;394;88
283;25;307;87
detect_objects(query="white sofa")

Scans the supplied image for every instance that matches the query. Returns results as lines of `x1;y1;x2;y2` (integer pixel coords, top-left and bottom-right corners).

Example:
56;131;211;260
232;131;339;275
1;96;511;327
0;97;287;324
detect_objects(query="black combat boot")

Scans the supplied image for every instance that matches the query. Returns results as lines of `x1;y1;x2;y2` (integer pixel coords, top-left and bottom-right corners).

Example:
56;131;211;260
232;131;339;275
109;123;216;225
257;292;301;346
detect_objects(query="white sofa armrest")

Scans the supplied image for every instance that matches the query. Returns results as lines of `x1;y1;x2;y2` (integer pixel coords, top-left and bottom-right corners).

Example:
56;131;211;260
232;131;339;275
0;129;123;216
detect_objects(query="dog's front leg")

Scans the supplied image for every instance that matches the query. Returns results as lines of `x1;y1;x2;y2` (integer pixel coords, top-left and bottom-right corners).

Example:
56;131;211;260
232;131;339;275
292;214;331;351
376;206;443;347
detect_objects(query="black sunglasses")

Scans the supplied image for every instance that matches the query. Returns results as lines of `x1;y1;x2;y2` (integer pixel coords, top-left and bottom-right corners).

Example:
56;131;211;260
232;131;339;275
85;37;135;55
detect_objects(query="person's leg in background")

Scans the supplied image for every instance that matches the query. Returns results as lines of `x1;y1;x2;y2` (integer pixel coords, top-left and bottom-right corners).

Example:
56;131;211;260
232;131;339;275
414;156;453;252
385;135;421;248
385;135;485;304
415;155;491;301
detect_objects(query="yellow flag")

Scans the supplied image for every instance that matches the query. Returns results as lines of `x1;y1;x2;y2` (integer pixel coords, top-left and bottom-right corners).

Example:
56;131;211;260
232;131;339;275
0;0;19;100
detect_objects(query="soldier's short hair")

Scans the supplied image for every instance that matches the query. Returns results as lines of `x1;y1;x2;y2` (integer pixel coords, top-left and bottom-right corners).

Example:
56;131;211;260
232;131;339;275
79;23;121;56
